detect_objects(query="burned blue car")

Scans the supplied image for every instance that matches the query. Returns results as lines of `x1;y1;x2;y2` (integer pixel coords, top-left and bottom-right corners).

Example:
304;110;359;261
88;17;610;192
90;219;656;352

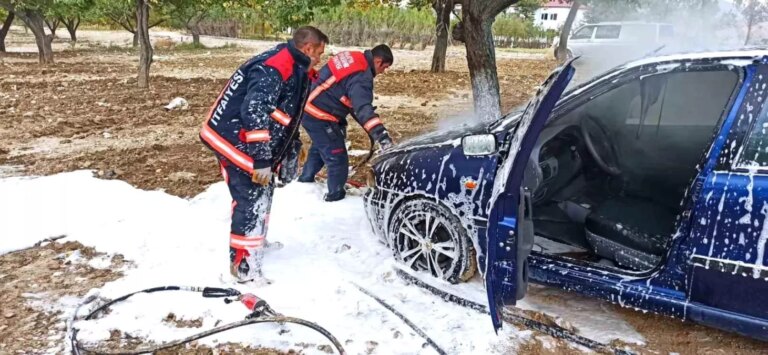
363;50;768;340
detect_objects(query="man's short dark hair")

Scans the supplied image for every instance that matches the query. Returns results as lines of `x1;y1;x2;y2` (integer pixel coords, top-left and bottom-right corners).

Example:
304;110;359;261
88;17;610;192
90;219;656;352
293;26;329;47
371;44;394;65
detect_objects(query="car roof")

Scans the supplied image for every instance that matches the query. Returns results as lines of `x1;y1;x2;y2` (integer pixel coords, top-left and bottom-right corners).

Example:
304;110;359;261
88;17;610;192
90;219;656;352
625;48;768;68
563;48;768;100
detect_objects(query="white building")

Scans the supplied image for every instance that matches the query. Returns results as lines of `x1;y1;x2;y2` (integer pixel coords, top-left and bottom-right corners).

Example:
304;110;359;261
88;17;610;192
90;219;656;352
508;1;588;31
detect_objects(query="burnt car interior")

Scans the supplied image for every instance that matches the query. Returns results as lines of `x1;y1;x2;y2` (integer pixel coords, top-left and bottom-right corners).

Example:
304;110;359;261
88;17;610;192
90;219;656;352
524;67;740;271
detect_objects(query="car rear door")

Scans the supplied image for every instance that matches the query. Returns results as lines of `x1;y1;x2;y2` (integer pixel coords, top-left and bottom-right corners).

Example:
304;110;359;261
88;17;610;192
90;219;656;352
485;60;575;331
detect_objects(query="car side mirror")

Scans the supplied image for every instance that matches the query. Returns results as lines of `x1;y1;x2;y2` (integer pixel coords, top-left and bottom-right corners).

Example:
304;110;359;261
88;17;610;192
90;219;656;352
462;134;497;156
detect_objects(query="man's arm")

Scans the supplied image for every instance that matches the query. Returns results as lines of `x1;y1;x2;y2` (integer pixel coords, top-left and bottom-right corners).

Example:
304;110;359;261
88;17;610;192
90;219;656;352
240;64;283;169
344;73;391;144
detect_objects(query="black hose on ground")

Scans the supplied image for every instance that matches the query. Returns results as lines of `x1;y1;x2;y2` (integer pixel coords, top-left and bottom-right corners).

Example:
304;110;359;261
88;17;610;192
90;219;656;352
351;282;448;355
394;268;635;355
69;286;346;355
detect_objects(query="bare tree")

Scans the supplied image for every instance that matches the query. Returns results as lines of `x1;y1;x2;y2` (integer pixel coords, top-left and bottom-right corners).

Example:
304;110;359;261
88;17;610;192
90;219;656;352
556;0;580;62
136;0;152;88
739;0;768;45
0;11;13;52
454;0;519;122
431;0;455;73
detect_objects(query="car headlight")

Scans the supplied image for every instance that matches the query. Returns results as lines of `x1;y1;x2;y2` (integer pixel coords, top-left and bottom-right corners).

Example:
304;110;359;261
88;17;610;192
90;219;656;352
365;166;376;188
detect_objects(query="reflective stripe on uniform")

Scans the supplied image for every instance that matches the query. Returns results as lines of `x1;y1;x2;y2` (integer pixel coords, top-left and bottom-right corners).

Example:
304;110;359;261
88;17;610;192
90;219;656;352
230;233;266;249
363;117;383;132
308;76;337;102
271;109;292;126
244;130;271;142
340;96;353;108
305;102;339;122
200;124;254;174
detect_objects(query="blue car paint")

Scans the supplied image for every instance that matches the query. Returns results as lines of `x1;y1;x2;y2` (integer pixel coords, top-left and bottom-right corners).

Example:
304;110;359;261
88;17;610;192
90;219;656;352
485;61;577;332
364;52;768;341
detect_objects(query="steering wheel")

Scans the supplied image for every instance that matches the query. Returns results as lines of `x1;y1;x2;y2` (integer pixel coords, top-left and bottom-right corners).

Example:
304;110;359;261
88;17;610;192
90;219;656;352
580;115;621;176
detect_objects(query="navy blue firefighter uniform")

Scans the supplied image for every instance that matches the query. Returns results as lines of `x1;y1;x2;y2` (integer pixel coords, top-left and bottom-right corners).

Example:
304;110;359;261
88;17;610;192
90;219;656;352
298;51;391;200
200;41;311;281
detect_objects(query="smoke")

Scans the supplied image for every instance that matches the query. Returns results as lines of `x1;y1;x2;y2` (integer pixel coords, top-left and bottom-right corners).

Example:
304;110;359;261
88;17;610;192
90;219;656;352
570;0;755;84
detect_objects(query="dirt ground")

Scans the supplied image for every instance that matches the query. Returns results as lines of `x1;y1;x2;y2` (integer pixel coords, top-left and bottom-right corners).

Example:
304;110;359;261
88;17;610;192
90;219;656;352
1;28;765;354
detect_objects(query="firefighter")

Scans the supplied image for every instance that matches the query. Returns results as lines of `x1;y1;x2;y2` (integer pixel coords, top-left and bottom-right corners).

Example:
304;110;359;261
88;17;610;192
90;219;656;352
200;26;328;283
297;45;395;202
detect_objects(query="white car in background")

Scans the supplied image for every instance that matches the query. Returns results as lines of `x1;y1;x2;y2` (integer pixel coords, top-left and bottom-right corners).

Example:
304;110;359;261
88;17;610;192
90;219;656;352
556;22;675;77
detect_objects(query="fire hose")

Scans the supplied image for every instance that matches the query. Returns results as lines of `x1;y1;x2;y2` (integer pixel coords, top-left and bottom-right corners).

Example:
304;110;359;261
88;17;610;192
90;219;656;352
394;268;635;355
68;286;346;355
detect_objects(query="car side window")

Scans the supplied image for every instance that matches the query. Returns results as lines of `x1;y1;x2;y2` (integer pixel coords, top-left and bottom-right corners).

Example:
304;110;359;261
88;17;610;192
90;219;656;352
736;100;768;168
595;25;621;39
631;70;737;129
659;25;674;40
571;26;595;40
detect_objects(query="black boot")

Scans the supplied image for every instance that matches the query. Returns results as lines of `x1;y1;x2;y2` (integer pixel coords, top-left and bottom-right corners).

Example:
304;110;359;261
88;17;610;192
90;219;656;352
297;175;315;183
324;189;346;202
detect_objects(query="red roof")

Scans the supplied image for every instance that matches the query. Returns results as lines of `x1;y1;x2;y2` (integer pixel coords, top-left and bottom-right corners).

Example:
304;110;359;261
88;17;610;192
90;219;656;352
543;0;573;8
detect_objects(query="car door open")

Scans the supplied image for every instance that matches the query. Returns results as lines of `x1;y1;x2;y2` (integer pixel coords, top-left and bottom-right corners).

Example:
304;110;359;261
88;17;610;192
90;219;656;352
485;60;575;332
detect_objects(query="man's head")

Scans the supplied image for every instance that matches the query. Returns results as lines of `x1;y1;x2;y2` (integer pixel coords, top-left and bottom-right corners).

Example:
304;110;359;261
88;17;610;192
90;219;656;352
293;26;329;69
371;44;393;75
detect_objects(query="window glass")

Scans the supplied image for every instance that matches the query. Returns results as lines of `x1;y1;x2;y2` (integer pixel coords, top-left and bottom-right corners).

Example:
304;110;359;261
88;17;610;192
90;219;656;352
595;25;621;39
659;25;674;39
621;24;656;41
571;26;595;40
541;13;548;20
626;71;737;128
551;13;558;21
737;98;768;168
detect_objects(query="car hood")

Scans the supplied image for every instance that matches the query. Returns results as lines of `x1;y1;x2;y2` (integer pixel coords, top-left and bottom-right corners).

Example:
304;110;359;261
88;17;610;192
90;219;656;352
372;120;491;163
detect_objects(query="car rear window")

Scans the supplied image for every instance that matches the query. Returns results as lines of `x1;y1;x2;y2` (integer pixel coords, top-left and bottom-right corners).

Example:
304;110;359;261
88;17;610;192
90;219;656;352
659;25;674;39
595;25;621;39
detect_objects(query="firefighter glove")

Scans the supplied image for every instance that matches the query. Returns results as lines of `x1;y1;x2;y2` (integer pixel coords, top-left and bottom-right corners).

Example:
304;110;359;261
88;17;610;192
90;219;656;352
379;136;394;151
278;140;302;184
251;167;272;186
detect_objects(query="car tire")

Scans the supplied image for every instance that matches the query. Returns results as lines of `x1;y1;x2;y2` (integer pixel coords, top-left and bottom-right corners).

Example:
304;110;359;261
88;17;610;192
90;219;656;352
388;199;477;284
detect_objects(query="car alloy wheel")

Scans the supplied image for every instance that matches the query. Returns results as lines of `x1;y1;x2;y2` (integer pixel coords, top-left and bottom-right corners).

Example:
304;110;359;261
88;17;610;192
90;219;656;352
389;199;476;283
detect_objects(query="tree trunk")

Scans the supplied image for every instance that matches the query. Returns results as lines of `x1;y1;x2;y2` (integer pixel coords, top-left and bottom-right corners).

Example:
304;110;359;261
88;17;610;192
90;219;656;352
132;31;138;47
62;17;80;42
556;0;580;62
187;17;202;46
45;17;59;37
19;10;53;64
431;0;454;73
0;11;14;53
136;0;152;88
463;11;501;121
745;8;755;46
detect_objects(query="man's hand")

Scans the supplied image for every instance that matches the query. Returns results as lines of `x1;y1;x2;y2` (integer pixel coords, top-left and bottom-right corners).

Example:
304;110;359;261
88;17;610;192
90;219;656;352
379;136;394;151
251;167;272;186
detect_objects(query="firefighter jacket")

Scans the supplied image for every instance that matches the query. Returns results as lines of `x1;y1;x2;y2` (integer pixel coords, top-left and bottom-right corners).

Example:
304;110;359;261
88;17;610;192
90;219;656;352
303;50;390;143
200;41;312;175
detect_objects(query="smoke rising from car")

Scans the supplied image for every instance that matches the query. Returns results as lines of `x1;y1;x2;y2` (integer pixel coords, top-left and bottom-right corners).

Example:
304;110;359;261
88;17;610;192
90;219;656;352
571;0;752;83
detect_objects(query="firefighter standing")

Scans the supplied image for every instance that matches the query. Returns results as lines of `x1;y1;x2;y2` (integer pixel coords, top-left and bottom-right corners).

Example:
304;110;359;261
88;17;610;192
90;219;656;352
297;45;395;202
200;27;328;283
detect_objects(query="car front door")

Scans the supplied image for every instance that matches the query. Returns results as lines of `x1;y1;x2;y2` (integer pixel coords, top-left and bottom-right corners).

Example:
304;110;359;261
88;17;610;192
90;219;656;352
484;60;575;331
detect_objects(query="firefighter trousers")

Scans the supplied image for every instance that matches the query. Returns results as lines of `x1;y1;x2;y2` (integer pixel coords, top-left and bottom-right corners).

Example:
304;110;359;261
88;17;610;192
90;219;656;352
299;120;349;197
219;159;274;281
